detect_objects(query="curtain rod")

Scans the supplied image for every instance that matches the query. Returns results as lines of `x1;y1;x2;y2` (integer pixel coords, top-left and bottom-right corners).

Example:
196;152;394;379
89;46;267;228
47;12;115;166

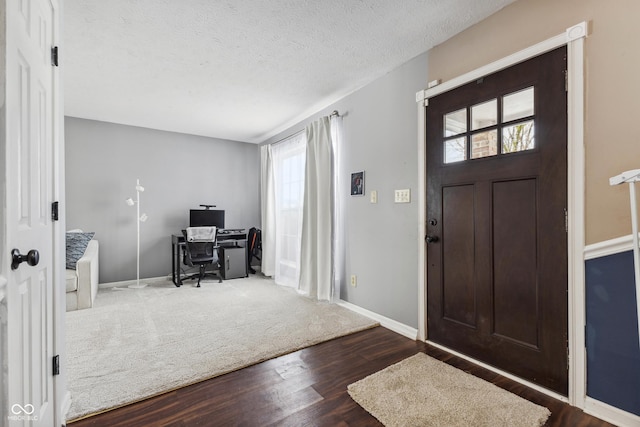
269;111;340;146
270;129;305;147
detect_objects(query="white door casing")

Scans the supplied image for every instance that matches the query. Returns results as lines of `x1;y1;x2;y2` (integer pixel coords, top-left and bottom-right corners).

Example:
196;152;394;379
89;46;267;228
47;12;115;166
5;0;60;425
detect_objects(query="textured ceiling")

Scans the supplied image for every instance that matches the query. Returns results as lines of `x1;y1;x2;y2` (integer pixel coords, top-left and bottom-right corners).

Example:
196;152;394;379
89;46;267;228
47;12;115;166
64;0;517;143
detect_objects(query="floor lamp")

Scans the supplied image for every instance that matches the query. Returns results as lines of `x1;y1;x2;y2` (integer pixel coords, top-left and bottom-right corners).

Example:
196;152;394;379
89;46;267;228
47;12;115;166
609;168;640;349
126;178;148;289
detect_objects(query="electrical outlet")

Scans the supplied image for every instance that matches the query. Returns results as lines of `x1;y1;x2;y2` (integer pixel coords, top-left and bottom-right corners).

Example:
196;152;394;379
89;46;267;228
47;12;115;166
350;275;357;287
370;190;378;204
394;189;411;203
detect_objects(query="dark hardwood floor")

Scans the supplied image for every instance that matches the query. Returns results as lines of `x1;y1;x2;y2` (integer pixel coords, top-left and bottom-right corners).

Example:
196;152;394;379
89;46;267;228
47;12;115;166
69;326;613;426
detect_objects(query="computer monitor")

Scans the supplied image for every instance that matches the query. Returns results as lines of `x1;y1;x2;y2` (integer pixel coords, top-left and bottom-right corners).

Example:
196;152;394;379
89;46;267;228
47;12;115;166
189;209;225;229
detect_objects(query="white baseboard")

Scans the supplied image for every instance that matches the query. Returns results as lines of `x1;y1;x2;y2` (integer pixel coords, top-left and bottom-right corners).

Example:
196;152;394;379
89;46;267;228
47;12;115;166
99;275;170;289
337;300;418;340
584;396;640;427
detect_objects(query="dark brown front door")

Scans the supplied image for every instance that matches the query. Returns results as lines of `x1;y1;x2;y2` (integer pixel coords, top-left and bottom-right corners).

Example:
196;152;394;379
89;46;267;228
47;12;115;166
426;47;568;394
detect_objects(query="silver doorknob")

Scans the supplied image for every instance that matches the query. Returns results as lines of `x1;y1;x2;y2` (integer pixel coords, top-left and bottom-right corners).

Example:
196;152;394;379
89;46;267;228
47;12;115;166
11;249;40;270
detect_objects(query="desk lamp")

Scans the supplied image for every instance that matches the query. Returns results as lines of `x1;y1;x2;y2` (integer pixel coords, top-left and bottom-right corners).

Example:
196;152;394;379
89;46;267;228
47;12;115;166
126;178;148;289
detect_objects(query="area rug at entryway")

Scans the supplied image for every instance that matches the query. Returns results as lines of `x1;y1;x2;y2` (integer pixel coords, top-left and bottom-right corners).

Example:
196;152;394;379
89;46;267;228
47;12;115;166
66;275;377;421
348;353;550;427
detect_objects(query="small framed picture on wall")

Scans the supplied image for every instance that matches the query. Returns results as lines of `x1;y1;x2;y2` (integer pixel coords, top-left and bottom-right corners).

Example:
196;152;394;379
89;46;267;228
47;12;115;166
351;171;364;196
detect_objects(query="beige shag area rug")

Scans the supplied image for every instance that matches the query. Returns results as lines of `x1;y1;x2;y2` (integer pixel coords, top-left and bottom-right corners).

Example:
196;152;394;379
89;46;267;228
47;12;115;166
348;353;551;427
66;275;377;421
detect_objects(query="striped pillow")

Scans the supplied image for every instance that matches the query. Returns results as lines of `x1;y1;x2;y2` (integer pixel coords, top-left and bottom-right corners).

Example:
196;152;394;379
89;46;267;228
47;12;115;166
66;232;95;269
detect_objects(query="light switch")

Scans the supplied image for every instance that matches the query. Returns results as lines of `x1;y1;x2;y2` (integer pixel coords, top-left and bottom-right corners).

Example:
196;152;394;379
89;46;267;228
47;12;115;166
370;190;378;204
394;189;411;203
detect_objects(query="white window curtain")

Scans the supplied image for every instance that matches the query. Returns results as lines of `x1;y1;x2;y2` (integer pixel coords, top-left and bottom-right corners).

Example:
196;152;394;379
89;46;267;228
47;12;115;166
261;114;342;301
299;117;334;300
330;114;344;301
260;144;276;277
261;132;307;287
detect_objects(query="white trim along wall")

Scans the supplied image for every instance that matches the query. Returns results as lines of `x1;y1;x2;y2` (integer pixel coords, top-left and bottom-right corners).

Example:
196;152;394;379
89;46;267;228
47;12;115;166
584;233;640;260
416;20;592;414
337;300;418;340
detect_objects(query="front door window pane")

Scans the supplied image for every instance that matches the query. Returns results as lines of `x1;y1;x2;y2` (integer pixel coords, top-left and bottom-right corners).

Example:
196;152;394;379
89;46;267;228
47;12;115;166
471;130;498;159
444;109;466;137
444;137;467;163
471;99;497;130
502;121;535;153
503;87;534;122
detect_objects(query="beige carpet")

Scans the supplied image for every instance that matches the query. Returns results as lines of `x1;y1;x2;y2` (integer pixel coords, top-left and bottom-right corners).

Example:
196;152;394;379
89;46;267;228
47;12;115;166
348;353;551;427
66;275;377;421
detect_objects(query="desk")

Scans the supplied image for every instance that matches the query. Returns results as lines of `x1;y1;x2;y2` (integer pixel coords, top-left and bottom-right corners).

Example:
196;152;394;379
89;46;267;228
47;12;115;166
171;229;247;286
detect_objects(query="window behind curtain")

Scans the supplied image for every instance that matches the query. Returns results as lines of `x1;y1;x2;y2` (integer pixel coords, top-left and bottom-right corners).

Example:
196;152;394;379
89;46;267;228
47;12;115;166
271;132;306;287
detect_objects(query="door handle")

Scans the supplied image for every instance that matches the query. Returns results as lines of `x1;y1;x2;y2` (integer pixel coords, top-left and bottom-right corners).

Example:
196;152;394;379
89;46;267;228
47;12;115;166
425;235;439;244
11;249;40;270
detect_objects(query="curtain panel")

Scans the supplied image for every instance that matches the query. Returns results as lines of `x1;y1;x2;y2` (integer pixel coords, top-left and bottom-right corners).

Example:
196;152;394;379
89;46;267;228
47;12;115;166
299;117;334;300
260;145;276;277
330;114;344;301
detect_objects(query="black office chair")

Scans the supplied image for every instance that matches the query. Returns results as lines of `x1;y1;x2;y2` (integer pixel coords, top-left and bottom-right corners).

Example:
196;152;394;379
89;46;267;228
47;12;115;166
247;227;262;274
182;226;222;287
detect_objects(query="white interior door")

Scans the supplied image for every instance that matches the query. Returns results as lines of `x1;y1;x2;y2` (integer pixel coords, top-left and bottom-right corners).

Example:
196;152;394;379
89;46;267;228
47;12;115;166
5;0;58;424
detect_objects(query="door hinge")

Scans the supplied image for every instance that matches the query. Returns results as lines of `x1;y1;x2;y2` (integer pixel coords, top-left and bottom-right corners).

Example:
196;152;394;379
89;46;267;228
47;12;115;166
53;355;60;376
566;347;570;371
564;208;568;233
51;46;59;67
564;69;568;92
51;201;59;221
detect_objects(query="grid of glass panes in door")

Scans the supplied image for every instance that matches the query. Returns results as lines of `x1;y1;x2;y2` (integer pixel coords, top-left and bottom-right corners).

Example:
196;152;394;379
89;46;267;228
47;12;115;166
443;87;535;164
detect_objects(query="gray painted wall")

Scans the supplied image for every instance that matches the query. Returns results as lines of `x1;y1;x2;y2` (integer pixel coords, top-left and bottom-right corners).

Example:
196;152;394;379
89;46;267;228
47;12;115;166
65;117;260;283
262;53;428;328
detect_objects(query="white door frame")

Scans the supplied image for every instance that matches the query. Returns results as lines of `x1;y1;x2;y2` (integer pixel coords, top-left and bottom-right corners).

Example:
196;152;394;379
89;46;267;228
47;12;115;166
416;22;587;407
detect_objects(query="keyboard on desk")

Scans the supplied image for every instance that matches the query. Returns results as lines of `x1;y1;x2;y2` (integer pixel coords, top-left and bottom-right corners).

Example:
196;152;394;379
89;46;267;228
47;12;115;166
217;229;247;242
218;228;246;235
